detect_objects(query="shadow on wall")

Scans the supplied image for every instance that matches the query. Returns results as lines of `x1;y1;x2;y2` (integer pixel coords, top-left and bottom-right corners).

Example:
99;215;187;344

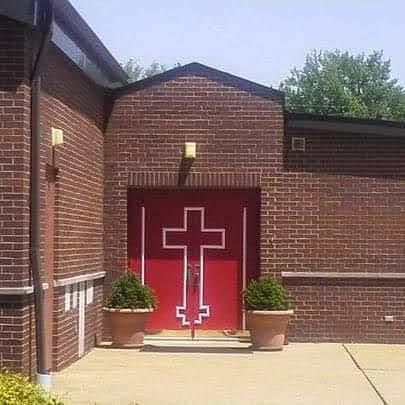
283;130;405;180
177;157;194;186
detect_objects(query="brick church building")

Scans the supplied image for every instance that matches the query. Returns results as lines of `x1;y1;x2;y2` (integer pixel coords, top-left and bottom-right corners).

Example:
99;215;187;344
0;0;404;376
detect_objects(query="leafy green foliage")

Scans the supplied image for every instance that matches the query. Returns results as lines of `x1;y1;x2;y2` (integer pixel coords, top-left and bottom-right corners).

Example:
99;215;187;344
122;59;181;83
0;370;63;405
122;58;144;83
105;273;157;309
280;50;405;121
244;277;289;311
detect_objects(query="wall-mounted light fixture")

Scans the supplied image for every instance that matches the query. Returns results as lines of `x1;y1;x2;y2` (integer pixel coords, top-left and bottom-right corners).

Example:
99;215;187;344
52;127;64;147
184;142;197;159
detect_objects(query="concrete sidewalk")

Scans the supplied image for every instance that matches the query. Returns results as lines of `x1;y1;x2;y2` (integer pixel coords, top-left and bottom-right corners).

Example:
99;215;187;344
344;344;405;405
52;342;404;405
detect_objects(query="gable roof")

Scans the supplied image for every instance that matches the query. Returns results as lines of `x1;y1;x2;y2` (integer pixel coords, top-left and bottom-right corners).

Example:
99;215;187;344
115;62;284;102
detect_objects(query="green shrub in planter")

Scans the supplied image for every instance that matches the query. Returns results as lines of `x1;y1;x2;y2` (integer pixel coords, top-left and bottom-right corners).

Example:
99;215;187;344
0;370;63;405
244;276;289;311
105;273;158;310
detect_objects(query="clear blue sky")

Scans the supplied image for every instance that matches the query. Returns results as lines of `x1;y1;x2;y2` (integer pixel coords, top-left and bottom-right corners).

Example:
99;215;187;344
70;0;404;87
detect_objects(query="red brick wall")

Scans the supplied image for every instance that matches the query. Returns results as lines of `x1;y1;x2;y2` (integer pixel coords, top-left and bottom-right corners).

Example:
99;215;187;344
284;129;405;342
103;74;283;340
0;16;31;288
287;279;405;343
1;16;404;371
0;16;32;373
0;296;33;373
104;74;284;291
41;45;105;278
105;73;405;343
282;129;405;273
0;22;106;372
40;46;106;370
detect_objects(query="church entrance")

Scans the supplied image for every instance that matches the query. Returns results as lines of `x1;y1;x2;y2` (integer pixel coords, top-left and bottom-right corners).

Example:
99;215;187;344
128;189;260;338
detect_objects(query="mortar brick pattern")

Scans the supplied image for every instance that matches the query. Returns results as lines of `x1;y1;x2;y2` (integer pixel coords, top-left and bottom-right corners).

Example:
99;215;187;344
105;74;405;343
286;279;405;343
284;129;405;341
1;15;405;373
0;16;31;289
0;16;33;373
128;172;262;188
0;16;106;373
40;47;106;373
104;75;284;287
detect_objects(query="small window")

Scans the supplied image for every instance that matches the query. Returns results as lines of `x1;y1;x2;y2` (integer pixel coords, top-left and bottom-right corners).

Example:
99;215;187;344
291;136;306;152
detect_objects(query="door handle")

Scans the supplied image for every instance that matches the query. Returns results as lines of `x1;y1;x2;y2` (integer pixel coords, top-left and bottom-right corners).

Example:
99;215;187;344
187;264;193;288
187;264;200;289
194;264;200;288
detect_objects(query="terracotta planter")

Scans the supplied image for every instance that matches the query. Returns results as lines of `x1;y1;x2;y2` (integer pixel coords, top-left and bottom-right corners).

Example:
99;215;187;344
103;308;153;347
246;310;293;351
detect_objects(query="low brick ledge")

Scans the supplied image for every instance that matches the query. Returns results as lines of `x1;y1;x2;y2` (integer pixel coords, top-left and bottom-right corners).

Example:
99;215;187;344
282;271;405;279
53;271;106;287
0;283;49;295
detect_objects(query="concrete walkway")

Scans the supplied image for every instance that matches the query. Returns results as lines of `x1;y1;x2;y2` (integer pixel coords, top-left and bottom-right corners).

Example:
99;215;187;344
344;344;405;405
52;341;404;405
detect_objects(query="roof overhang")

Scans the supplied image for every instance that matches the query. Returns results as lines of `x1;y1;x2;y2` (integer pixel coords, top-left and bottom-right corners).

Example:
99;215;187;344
0;0;128;87
53;0;128;85
288;112;405;138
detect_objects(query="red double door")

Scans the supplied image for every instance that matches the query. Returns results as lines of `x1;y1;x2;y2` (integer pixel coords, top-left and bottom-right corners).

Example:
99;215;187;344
128;190;259;336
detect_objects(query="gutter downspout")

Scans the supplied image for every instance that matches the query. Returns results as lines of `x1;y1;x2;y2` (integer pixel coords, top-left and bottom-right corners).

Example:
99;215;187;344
30;0;54;390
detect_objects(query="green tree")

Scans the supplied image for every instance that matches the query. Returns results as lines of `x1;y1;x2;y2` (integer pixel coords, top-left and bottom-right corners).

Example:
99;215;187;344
122;59;144;83
280;50;405;121
143;61;169;79
122;59;181;83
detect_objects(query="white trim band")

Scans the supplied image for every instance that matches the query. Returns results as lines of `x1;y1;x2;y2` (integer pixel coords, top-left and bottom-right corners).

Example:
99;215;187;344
54;271;106;287
247;310;294;315
282;271;405;279
0;283;49;296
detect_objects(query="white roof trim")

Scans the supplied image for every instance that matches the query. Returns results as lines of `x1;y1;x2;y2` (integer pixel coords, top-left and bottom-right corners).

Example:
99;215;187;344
54;271;106;287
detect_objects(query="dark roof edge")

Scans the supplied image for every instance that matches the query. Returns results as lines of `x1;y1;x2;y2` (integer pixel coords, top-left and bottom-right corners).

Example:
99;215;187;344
53;0;128;84
0;0;128;85
0;0;36;26
114;62;284;101
288;112;405;137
